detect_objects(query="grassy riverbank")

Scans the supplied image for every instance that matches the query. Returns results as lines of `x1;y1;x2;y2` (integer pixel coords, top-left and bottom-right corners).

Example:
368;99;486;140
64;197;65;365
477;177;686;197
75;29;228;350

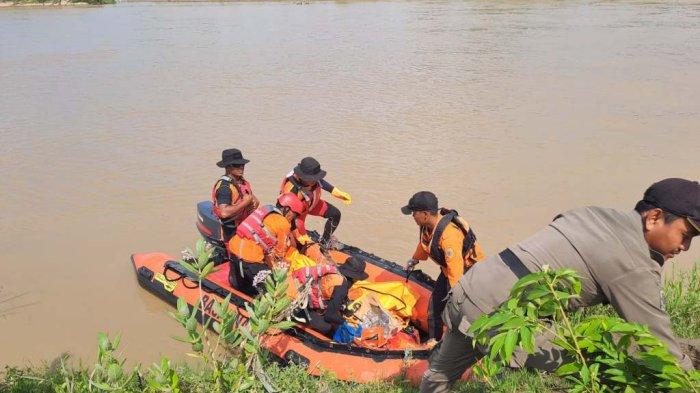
2;266;698;392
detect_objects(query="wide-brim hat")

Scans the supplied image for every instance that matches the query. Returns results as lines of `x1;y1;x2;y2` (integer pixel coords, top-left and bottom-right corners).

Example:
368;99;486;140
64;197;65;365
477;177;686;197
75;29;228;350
217;148;250;168
293;156;326;182
338;256;369;281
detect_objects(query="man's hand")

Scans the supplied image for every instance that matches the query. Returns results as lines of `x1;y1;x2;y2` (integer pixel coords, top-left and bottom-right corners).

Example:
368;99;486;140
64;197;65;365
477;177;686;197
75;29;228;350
241;194;253;206
250;194;260;209
297;234;313;246
405;258;420;271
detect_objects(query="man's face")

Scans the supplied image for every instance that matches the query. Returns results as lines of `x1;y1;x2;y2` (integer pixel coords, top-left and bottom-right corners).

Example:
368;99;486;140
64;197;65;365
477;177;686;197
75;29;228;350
644;209;697;261
301;178;317;189
412;210;429;226
229;164;245;177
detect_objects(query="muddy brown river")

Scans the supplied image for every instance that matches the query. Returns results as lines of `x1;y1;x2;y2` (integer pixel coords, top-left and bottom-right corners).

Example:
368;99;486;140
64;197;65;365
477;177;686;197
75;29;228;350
1;0;698;367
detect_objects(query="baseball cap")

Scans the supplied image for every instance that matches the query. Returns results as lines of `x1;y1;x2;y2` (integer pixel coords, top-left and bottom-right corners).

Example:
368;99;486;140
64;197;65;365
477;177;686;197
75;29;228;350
401;191;438;215
637;178;700;232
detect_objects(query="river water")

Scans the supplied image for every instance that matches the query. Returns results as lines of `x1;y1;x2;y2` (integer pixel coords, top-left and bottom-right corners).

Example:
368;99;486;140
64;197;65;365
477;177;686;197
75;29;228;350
1;0;698;367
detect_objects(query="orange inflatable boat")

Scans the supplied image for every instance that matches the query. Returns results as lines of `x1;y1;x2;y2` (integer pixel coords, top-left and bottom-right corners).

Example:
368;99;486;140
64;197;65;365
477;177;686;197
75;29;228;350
131;201;472;384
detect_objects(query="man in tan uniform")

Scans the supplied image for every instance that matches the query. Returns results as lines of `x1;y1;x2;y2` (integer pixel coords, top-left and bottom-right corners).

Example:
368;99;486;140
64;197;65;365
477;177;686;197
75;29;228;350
421;178;700;392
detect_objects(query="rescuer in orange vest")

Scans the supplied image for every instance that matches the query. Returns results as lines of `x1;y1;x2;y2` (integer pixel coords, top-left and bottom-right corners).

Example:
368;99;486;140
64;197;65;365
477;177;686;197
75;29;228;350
402;191;485;340
291;257;369;336
227;192;305;295
211;148;260;241
280;157;352;248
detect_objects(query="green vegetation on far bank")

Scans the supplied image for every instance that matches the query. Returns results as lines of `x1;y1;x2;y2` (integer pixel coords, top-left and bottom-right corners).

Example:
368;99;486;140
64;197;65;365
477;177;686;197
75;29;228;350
6;0;114;6
2;261;698;392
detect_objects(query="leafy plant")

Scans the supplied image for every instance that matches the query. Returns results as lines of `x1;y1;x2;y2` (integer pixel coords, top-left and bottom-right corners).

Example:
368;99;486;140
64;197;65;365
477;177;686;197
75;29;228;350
468;265;700;392
48;333;140;392
172;239;297;392
90;333;140;392
144;357;179;393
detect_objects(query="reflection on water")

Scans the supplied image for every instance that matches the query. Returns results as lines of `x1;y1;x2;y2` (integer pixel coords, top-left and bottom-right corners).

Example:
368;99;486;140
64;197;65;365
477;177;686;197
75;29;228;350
1;0;698;367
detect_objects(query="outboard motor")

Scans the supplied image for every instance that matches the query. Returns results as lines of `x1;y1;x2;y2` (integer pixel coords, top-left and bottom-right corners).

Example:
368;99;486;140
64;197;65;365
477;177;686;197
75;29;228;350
196;201;228;265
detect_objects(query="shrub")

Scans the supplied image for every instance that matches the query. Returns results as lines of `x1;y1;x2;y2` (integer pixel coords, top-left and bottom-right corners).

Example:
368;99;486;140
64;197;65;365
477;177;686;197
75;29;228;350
468;266;700;392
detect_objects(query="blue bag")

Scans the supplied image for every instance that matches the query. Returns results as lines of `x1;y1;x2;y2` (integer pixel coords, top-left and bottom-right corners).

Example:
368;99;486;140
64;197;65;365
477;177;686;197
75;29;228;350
332;322;363;344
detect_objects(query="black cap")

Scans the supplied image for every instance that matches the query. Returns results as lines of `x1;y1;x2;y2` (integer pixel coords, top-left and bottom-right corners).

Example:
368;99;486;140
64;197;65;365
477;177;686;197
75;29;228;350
293;157;327;182
401;191;438;215
217;148;250;168
637;178;700;232
338;256;369;281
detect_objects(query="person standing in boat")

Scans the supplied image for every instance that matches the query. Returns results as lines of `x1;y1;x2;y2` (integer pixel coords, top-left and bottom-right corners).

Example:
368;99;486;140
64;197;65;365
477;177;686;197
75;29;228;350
402;191;485;340
280;157;352;248
212;148;260;242
227;193;305;295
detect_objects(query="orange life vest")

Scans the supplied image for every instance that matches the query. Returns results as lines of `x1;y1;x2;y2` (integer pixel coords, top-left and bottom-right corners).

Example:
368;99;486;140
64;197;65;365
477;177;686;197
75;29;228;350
291;264;342;310
211;175;252;226
422;209;479;268
279;172;322;213
235;205;281;252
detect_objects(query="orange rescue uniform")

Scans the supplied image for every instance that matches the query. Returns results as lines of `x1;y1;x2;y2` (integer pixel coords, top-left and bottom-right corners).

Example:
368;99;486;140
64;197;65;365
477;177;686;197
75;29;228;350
228;213;293;264
413;216;485;288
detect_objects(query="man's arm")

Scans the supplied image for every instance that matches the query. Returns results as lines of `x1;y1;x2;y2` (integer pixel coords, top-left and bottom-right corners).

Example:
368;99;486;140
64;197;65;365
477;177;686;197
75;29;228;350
412;242;429;261
320;179;335;193
216;187;252;219
440;230;466;288
324;280;350;325
605;269;692;370
270;216;292;259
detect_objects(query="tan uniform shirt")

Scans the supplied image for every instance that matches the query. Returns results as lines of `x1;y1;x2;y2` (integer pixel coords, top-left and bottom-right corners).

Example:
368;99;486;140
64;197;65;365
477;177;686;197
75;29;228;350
454;206;692;370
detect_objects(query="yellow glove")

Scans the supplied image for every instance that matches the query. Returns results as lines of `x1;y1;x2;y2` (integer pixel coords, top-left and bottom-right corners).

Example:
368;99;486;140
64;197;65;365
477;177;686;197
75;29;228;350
331;187;352;205
297;234;313;246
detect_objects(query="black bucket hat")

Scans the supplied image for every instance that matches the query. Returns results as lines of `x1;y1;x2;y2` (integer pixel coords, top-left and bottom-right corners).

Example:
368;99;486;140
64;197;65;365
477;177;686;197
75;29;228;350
401;191;439;215
217;148;250;168
338;256;369;281
293;157;327;182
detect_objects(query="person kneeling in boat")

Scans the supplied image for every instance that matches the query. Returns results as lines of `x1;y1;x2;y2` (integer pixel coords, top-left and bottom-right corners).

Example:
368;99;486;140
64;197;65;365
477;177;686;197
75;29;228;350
227;192;305;295
292;257;369;336
212;148;260;242
281;157;352;249
402;191;485;340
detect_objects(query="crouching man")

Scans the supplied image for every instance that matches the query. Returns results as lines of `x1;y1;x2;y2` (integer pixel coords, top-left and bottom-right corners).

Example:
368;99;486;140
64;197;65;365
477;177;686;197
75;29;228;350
421;178;699;392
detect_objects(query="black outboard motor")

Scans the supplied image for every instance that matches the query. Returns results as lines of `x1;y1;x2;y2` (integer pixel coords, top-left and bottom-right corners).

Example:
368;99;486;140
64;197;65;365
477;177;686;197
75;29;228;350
196;201;229;265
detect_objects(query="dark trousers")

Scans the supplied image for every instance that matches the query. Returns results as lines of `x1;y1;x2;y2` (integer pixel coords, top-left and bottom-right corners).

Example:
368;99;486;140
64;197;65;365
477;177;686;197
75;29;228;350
321;203;341;244
221;223;236;243
428;272;450;340
307;310;334;336
228;256;270;296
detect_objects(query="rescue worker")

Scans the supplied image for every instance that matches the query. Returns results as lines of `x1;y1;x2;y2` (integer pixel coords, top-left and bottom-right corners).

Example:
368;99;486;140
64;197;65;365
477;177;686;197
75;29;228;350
281;157;352;248
292;256;369;336
227;192;305;295
212;148;259;242
402;191;485;340
420;178;700;392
